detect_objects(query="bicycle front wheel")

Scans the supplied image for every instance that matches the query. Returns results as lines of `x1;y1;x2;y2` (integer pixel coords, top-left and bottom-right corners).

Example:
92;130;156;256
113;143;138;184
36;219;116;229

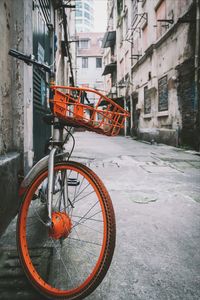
17;161;116;300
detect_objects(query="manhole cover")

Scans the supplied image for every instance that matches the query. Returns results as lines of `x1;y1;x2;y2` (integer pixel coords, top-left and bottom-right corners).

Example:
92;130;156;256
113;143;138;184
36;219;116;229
131;195;157;204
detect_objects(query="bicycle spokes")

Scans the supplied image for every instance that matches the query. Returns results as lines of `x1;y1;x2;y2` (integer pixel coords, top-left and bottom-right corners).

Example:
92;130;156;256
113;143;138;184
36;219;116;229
21;164;106;292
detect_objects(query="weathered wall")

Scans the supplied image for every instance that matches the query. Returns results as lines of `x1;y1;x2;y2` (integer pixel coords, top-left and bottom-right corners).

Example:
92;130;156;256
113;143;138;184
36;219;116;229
130;0;196;146
0;153;21;236
0;0;21;235
0;0;33;236
132;21;191;145
176;4;199;149
0;0;13;155
177;59;197;148
112;0;198;146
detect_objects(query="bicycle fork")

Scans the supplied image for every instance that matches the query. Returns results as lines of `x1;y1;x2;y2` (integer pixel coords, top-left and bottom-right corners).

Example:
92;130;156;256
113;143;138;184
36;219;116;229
47;147;57;226
46;117;68;226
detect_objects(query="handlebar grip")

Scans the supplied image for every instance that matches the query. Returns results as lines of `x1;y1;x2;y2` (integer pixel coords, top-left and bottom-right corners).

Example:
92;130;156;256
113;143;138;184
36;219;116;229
8;49;51;73
8;49;31;60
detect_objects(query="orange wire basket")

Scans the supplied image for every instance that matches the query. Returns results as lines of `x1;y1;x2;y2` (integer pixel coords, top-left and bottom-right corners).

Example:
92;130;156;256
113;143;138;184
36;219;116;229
50;86;130;136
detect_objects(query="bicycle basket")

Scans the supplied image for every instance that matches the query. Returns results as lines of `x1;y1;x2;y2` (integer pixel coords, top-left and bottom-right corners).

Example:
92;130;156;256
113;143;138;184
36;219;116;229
50;86;130;136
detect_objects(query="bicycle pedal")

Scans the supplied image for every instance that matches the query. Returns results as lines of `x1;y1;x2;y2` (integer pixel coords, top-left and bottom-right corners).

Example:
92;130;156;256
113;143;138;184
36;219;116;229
67;178;80;186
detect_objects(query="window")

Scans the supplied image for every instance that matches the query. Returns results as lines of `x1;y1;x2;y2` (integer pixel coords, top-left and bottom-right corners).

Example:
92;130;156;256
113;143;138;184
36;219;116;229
84;11;90;19
84;19;91;26
119;21;123;46
76;19;83;24
79;39;89;49
144;86;151;114
125;51;129;74
158;75;168;111
76;1;82;9
96;58;102;68
142;24;148;51
125;11;129;34
84;3;90;11
131;0;138;25
75;10;82;17
155;0;167;39
82;57;88;68
117;0;123;15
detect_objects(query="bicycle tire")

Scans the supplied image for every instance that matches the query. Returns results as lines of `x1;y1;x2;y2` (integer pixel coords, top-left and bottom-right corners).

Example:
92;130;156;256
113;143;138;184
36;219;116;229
17;161;116;299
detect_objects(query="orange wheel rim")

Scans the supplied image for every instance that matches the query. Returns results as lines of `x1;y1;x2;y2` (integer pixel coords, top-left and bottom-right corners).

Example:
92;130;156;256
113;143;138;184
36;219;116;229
18;164;108;297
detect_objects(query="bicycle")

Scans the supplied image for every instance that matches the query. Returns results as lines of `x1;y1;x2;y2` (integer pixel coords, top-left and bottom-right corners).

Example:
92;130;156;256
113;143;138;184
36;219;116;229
8;49;129;300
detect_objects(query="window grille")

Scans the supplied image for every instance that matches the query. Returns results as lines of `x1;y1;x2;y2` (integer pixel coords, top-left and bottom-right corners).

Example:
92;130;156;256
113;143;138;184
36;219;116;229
158;75;168;111
144;86;151;114
82;57;88;68
96;58;102;68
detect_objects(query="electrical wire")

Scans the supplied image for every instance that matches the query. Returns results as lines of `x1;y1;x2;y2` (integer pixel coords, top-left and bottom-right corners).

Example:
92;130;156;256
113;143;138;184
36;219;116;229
64;127;76;160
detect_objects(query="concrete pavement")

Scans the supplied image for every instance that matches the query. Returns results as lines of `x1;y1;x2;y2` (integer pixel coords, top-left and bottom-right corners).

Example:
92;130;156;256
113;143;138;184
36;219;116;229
0;131;200;299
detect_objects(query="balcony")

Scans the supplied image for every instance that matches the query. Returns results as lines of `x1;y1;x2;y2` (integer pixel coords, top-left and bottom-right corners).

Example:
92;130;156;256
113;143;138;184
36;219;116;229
102;62;117;76
102;31;116;48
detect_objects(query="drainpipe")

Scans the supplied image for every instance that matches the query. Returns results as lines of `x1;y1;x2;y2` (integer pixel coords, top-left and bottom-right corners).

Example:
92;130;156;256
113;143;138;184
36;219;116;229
61;6;75;86
195;0;200;145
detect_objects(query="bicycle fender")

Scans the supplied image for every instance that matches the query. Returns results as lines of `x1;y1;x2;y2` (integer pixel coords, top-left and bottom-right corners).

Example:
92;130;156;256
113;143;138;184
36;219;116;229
19;152;68;197
19;155;49;197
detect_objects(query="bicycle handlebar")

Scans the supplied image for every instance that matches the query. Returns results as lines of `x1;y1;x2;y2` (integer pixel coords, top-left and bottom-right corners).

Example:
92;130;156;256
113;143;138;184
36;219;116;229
8;49;51;73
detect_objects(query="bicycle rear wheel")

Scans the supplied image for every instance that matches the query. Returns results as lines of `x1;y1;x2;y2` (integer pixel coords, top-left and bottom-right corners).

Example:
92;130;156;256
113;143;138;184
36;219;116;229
17;161;116;300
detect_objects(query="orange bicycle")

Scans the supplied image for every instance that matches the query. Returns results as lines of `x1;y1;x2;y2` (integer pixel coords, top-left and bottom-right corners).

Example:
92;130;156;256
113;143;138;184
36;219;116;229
9;49;129;300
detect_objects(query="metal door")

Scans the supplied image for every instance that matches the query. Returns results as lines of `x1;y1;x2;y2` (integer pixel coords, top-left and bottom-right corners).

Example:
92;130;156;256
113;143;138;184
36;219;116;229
32;0;52;162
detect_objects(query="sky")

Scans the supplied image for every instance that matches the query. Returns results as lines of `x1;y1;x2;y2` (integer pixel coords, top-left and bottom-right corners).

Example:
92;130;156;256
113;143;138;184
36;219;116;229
93;0;107;32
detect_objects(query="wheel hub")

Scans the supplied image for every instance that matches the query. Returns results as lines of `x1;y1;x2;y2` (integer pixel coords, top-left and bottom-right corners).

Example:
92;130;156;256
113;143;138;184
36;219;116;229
49;211;72;240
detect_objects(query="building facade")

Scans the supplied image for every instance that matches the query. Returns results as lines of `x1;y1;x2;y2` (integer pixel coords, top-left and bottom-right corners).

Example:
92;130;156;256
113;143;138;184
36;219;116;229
75;0;94;32
103;0;200;149
0;0;76;235
77;32;105;103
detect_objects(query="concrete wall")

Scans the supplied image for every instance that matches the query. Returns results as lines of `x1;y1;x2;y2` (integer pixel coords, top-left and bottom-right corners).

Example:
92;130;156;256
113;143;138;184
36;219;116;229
0;0;33;236
112;0;198;147
131;21;191;144
133;0;195;146
0;153;21;236
0;0;13;155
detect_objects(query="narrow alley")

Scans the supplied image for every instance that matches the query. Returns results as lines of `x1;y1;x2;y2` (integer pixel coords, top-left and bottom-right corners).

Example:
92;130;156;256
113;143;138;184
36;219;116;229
0;0;200;299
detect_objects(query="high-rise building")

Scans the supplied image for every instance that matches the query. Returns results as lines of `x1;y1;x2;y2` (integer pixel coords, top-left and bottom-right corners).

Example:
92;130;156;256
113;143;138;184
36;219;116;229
75;0;94;32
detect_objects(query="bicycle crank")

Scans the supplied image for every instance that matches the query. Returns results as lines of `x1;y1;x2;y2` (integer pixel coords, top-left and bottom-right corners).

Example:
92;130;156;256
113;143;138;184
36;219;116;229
49;211;72;240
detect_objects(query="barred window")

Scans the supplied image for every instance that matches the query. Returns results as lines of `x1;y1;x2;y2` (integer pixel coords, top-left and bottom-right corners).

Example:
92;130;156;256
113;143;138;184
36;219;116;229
158;75;168;111
155;0;167;39
79;39;89;49
96;58;102;68
82;57;88;68
144;86;151;114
